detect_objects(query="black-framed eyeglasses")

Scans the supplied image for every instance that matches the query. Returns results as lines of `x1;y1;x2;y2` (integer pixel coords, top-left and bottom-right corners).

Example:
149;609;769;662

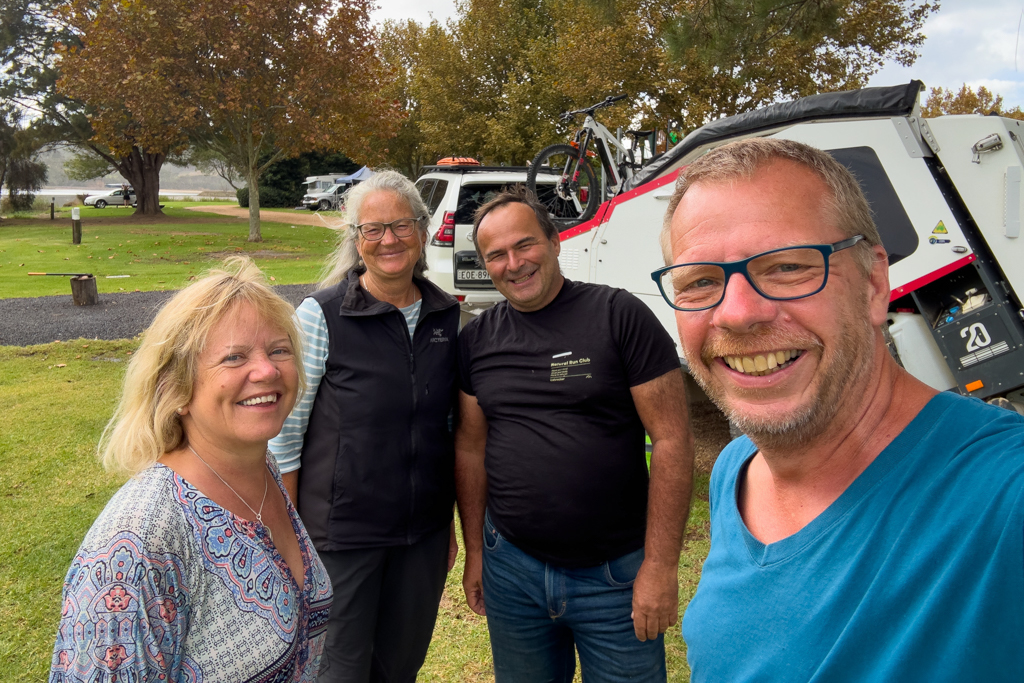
348;217;425;241
651;235;865;312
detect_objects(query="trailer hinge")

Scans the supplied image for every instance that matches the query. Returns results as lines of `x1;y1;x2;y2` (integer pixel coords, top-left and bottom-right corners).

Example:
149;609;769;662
891;116;935;158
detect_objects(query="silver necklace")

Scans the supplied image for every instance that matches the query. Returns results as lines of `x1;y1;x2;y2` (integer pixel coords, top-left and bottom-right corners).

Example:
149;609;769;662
188;444;272;541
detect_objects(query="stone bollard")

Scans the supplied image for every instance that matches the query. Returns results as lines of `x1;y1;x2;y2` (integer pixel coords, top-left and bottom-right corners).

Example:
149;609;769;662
70;275;99;306
71;206;82;244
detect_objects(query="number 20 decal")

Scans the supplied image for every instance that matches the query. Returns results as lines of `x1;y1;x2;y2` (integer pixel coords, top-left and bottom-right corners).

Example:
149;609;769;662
960;322;992;352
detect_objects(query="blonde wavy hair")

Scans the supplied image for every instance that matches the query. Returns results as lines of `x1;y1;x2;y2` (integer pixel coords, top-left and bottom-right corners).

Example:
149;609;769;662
98;257;306;476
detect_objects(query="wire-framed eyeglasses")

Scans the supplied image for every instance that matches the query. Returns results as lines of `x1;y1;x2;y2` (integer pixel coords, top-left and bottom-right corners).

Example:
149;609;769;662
348;217;425;241
651;235;865;312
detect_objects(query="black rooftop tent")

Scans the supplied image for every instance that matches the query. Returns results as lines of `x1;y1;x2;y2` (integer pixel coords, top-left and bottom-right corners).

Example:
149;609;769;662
623;81;925;192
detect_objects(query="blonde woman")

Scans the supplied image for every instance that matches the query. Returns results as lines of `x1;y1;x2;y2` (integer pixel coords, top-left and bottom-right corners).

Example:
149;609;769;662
50;258;332;683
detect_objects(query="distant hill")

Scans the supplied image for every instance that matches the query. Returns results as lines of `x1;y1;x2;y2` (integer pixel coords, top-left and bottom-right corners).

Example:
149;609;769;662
36;148;236;191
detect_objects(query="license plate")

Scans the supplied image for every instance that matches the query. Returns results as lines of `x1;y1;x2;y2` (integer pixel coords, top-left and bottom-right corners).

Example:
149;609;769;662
457;269;491;281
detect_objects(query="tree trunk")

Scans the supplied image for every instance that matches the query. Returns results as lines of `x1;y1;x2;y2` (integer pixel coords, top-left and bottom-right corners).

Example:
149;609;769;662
117;146;165;216
247;164;262;242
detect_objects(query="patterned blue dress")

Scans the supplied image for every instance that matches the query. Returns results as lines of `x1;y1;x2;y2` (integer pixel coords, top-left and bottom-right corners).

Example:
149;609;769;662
49;459;332;682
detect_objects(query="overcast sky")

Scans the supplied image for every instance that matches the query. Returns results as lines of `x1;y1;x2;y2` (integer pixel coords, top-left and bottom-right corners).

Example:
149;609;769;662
371;0;1024;106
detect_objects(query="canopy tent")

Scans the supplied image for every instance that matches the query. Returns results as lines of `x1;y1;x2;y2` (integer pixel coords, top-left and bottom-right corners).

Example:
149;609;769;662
334;166;374;185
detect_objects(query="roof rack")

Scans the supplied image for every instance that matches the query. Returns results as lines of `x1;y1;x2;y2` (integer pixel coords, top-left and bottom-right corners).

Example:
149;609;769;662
419;165;532;175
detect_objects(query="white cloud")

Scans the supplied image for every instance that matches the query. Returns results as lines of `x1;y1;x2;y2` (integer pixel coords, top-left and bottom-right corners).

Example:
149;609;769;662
371;0;456;26
869;0;1024;106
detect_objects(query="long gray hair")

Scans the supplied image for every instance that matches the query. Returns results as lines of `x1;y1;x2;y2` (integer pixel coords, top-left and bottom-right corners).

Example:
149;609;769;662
320;170;431;288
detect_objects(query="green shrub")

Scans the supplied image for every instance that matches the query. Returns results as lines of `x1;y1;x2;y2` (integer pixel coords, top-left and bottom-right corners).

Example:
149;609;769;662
235;151;359;209
2;192;37;212
235;186;296;209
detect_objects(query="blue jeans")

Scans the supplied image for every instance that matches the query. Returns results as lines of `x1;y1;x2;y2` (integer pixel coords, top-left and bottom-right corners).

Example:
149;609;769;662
481;512;666;683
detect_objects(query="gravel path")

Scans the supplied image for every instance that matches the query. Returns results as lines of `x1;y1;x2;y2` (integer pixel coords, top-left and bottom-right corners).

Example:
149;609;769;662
0;284;318;346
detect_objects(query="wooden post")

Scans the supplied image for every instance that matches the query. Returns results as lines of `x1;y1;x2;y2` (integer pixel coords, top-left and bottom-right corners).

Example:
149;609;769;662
50;198;55;220
71;206;81;244
70;275;99;306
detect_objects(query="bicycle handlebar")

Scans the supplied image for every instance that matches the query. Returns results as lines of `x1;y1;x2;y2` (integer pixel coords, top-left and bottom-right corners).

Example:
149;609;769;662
559;94;628;121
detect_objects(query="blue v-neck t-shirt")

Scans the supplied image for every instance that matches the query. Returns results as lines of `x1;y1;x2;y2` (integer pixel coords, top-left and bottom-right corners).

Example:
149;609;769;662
684;392;1024;682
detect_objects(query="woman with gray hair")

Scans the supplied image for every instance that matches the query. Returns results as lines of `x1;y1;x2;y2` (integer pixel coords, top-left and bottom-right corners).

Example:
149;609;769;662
269;170;460;682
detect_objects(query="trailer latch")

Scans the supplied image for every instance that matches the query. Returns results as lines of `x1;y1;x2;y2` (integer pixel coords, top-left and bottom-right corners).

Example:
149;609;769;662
972;133;1003;163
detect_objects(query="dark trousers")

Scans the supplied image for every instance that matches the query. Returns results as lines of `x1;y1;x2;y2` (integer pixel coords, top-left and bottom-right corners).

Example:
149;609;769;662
316;524;450;683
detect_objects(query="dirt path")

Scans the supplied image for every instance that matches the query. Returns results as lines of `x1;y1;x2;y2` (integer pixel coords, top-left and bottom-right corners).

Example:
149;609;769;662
185;204;340;227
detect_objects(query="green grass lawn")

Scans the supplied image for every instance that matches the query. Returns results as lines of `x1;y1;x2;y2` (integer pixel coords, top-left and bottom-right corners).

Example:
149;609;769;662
0;339;713;682
0;205;336;298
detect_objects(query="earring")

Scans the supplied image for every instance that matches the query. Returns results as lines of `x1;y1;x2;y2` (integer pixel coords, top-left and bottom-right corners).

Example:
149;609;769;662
176;407;184;414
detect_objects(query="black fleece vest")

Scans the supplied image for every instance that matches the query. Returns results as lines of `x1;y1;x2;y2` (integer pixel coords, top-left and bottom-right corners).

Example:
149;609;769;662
297;271;459;551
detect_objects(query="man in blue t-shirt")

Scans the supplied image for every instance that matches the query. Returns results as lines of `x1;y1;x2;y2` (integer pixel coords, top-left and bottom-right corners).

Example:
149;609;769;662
657;136;1024;681
456;187;694;682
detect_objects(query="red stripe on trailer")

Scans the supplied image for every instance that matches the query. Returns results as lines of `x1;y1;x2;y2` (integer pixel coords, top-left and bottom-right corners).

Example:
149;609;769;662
889;254;977;301
559;205;606;240
559;169;683;242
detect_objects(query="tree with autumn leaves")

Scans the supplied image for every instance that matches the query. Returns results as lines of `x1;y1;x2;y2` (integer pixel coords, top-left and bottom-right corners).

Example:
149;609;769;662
922;83;1024;119
378;0;939;172
56;0;398;240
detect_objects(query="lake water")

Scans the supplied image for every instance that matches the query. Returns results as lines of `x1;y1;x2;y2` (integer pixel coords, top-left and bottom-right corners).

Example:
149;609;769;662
36;187;234;201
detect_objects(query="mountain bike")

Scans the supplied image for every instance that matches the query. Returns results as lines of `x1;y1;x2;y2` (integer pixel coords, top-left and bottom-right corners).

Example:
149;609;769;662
527;94;644;227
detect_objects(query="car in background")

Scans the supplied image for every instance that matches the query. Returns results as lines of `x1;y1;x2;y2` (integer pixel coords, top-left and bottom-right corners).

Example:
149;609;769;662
301;183;346;211
84;188;135;208
416;160;559;306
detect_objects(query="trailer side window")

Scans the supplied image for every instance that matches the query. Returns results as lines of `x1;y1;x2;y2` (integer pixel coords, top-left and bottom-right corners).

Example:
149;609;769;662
827;146;918;266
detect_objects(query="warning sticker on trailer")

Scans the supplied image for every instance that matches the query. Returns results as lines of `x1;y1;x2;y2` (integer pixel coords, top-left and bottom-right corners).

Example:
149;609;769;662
932;220;948;234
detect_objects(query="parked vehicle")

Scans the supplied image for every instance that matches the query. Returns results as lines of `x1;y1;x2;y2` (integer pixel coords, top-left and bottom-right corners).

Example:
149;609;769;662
84;188;135;208
417;161;559;305
450;81;1024;408
303;174;348;194
301;166;374;210
301;183;347;211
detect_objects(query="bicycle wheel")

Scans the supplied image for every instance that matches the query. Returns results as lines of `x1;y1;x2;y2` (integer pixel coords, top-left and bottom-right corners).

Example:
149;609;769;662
527;144;600;228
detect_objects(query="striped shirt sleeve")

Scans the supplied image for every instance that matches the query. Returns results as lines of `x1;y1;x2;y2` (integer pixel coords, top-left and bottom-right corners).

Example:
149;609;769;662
269;297;329;474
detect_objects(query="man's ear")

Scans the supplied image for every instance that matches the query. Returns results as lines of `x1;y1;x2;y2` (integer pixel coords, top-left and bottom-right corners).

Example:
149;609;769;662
867;244;890;327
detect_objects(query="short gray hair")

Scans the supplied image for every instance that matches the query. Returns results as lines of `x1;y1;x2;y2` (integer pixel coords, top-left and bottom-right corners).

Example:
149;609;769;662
320;170;431;288
661;138;882;274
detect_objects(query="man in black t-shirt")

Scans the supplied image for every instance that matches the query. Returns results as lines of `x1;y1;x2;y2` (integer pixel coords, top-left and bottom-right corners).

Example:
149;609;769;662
456;187;694;682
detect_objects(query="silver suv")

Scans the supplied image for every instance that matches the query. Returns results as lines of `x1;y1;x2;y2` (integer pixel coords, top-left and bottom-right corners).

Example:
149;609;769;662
416;164;557;305
301;183;346;211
